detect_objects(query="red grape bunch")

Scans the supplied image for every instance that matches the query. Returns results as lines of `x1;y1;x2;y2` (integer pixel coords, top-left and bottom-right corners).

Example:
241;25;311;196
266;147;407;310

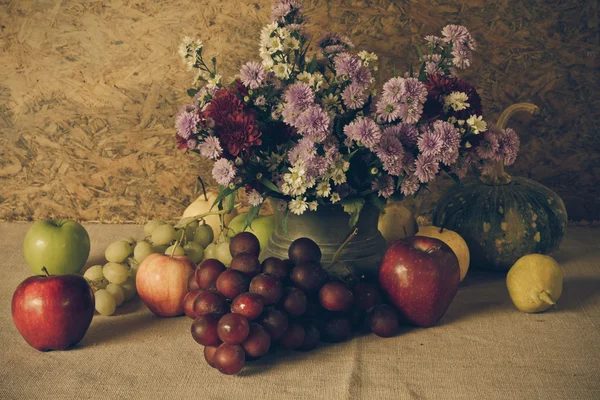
184;232;400;375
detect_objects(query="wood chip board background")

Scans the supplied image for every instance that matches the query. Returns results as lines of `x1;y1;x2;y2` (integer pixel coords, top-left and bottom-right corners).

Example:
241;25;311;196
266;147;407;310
0;0;598;223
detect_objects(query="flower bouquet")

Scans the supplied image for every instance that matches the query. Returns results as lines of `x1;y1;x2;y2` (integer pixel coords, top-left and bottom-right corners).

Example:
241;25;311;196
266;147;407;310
174;0;519;230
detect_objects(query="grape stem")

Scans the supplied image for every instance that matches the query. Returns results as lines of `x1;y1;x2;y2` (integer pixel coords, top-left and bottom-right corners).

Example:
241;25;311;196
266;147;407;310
331;229;358;265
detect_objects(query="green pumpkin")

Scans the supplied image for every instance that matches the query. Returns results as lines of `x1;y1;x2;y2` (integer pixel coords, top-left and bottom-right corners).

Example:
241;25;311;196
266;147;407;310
433;103;568;272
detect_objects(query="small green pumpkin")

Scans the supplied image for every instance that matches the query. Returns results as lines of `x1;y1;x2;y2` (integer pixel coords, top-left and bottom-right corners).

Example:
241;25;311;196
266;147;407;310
433;104;568;272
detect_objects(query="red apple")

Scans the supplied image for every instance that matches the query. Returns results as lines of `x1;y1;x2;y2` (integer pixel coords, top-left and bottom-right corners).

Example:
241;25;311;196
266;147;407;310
378;236;460;328
136;253;195;317
12;268;95;351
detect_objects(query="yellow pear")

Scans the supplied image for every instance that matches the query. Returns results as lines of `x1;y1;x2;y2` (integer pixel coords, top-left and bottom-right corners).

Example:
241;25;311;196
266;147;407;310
417;226;470;282
182;192;237;240
506;254;563;313
378;202;418;244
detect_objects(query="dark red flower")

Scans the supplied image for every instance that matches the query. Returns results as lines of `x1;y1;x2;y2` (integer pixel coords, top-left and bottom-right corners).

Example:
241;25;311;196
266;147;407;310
232;79;249;98
219;111;262;158
204;88;245;125
423;74;482;120
176;134;188;150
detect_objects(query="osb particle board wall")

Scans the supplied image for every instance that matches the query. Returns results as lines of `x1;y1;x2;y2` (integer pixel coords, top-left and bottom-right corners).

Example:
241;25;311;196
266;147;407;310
0;0;598;223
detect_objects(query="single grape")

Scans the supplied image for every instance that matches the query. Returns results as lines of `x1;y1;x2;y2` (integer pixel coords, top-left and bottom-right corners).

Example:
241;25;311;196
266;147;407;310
94;289;116;316
249;273;283;305
230;253;261;277
144;219;165;236
105;240;133;263
323;317;352;343
230;232;261;258
280;323;305;350
191;313;221;346
165;243;185;256
290;262;327;292
183;290;202;319
262;257;291;281
319;281;354;312
133;240;153;263
282;287;307;317
260;307;288;340
217;313;250;345
288;237;321;264
214;343;245;375
183;242;204;264
151;244;169;254
193;290;228;317
196;259;226;290
215;241;233;266
304;297;328;320
151;224;176;246
105;283;125;307
216;269;250;300
204;345;220;368
368;304;399;338
120;277;137;302
353;282;382;311
83;265;104;281
103;262;129;284
298;323;320;351
204;243;217;260
242;323;271;358
194;224;214;248
231;293;264;321
187;271;200;291
129;262;140;279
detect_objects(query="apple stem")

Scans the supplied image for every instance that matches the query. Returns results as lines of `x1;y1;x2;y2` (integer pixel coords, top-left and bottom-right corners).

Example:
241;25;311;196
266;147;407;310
539;291;556;308
198;176;208;202
41;266;50;277
331;229;358;265
439;226;444;233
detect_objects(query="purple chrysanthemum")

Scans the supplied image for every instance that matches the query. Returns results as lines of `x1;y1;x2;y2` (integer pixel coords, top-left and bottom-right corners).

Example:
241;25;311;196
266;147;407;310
187;138;197;149
271;0;303;23
424;35;443;46
414;154;440;183
385;123;419;147
341;84;367;110
452;45;473;69
334;53;361;77
335;183;356;200
351;66;372;89
404;77;428;103
282;104;302;127
344;117;381;149
317;32;354;57
198;136;223;160
401;175;419;196
305;155;329;181
288;137;316;165
441;25;471;46
212;158;237;186
476;130;500;159
247;189;264;207
323;136;341;163
239;61;266;89
374;135;405;176
175;106;200;139
499;127;520;166
284;82;315;109
418;127;444;159
376;99;404;123
432;120;461;165
372;175;395;198
382;77;405;103
295;105;330;142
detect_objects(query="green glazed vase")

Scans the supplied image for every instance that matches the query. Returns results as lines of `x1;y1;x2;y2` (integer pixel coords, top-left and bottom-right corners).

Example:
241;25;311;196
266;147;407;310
260;199;387;278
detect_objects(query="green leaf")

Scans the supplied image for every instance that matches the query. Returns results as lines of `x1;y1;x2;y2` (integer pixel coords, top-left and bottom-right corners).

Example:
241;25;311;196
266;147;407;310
307;55;318;73
212;185;237;211
187;88;200;98
414;44;423;60
224;191;236;214
244;203;262;231
260;177;281;193
418;62;427;82
341;197;365;228
367;193;386;213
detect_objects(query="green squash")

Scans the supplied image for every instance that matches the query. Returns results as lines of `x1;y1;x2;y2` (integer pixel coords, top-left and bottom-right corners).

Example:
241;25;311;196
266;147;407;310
433;104;568;272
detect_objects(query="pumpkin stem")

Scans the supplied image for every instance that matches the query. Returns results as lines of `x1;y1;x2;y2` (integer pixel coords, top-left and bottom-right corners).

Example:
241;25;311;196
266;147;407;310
539;291;556;308
481;103;540;186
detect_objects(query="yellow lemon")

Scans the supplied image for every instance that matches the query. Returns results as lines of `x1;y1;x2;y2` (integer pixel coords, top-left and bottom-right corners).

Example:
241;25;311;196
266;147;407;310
506;254;563;313
378;202;418;244
416;226;470;282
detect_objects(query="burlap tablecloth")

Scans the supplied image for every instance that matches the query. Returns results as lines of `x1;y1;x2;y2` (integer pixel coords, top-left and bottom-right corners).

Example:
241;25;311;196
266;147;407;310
1;223;598;399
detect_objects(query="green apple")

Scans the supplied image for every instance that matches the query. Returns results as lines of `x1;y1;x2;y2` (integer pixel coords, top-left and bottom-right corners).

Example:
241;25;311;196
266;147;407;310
23;219;91;275
227;213;275;252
